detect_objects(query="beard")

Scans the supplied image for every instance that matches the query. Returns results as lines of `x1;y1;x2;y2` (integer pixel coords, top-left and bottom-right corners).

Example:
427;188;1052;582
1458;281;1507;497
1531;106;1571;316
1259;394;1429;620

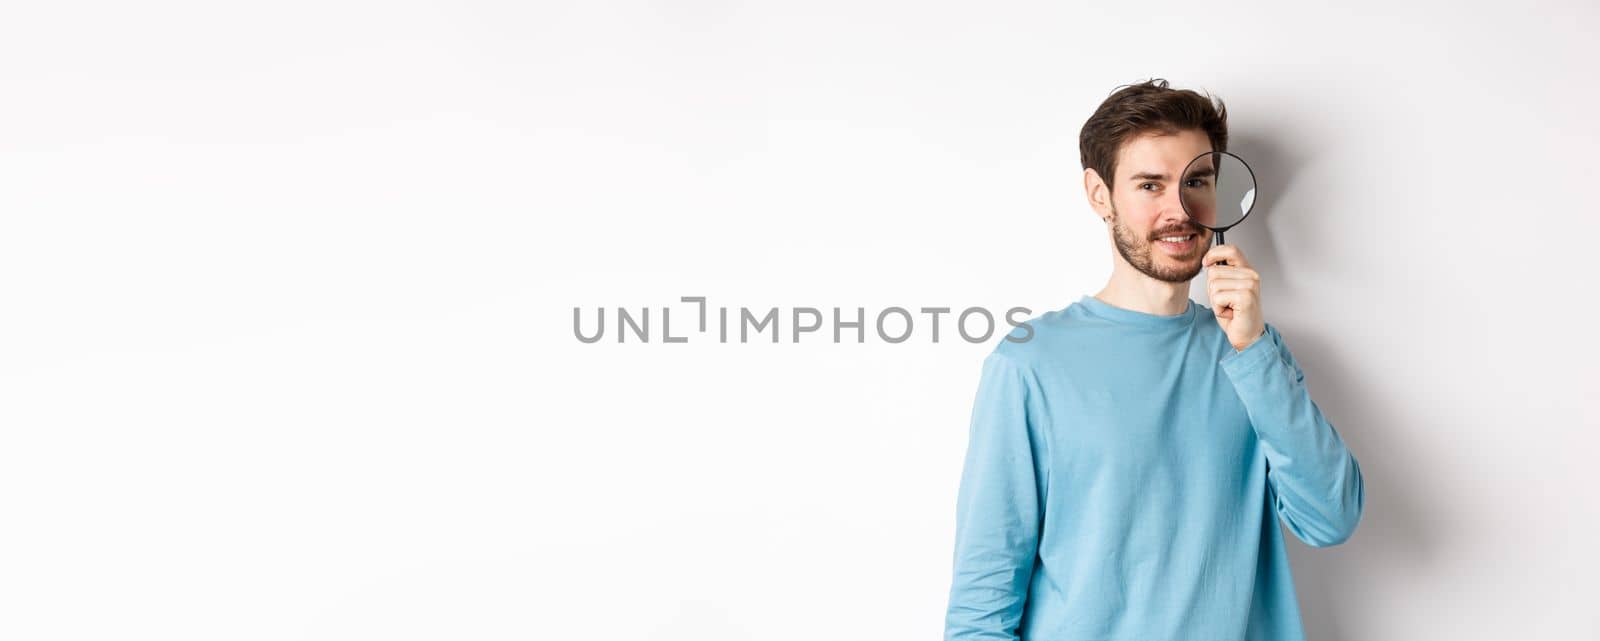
1109;204;1210;283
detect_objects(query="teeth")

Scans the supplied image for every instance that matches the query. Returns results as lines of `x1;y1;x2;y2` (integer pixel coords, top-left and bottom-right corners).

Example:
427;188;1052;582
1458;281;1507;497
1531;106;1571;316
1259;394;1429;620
1159;235;1194;242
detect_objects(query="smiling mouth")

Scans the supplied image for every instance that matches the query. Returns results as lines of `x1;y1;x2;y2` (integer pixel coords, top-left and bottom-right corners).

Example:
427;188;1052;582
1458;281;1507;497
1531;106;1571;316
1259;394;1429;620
1154;233;1198;253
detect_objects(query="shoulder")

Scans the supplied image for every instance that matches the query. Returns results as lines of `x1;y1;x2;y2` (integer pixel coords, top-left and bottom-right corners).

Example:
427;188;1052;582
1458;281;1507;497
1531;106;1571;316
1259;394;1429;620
982;304;1085;369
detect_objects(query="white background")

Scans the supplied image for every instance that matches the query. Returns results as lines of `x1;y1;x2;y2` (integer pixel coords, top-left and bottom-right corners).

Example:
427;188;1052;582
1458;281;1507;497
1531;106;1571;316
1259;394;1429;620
3;1;1597;639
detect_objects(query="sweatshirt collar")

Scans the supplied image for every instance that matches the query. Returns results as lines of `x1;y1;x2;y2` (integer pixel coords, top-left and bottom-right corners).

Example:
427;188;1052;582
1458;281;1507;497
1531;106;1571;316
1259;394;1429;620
1077;294;1196;327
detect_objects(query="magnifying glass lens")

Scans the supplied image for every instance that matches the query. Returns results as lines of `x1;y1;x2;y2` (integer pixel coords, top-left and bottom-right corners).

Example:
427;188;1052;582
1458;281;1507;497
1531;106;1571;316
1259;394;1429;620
1180;151;1255;231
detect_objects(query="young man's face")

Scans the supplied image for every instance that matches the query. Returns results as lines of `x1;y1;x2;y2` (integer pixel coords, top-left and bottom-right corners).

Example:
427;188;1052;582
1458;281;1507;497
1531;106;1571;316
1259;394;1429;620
1097;128;1216;283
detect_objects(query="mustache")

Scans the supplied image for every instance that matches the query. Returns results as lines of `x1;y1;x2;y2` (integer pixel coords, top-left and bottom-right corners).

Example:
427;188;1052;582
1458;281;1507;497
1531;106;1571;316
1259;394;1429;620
1150;226;1204;239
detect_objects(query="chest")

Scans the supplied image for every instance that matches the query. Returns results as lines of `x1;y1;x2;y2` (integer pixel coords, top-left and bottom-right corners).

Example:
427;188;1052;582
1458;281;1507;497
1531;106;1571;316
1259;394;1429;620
1041;355;1258;475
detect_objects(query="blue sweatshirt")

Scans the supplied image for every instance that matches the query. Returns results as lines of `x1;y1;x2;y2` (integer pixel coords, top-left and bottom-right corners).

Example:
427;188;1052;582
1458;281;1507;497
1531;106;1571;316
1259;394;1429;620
944;294;1364;641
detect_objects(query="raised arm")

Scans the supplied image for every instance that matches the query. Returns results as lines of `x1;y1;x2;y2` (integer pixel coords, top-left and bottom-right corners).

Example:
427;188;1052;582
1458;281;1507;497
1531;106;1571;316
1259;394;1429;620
944;351;1049;640
1220;322;1365;547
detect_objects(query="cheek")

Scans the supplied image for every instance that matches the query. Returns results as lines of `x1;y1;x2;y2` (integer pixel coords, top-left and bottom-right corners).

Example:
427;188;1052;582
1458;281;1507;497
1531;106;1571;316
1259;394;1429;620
1115;199;1161;234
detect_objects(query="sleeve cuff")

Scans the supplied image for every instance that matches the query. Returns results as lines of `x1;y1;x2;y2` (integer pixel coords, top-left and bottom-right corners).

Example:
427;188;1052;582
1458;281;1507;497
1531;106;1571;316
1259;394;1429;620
1219;326;1280;378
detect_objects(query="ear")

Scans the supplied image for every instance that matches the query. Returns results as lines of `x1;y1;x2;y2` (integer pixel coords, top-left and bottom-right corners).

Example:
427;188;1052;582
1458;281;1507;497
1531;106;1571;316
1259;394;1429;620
1084;168;1113;222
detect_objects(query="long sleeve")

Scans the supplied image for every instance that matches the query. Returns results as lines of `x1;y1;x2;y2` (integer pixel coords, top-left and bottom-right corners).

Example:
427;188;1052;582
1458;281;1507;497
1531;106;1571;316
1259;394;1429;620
944;352;1049;641
1220;322;1365;547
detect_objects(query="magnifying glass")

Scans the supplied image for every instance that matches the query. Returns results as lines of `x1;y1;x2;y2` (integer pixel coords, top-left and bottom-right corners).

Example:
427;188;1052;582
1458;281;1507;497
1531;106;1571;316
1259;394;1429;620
1178;150;1258;266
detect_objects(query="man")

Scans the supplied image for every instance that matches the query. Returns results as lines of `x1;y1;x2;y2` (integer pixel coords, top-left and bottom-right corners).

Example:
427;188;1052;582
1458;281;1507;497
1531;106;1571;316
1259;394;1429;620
943;79;1364;641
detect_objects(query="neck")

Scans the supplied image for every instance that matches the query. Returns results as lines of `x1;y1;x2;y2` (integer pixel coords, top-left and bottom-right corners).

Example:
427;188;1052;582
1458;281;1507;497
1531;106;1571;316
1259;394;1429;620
1094;262;1191;316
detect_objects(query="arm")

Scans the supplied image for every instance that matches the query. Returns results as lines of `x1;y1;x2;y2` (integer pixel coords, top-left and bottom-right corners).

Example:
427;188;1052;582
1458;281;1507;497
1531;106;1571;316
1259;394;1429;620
1220;323;1365;547
944;352;1047;641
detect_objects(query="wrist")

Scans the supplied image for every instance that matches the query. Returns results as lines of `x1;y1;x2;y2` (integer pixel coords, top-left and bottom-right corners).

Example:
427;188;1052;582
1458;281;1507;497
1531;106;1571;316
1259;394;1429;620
1232;327;1266;352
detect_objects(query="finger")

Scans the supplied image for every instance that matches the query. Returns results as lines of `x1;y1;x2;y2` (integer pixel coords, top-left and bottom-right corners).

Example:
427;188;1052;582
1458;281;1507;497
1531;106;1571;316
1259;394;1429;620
1210;289;1236;311
1209;288;1257;310
1212;300;1236;320
1208;278;1259;292
1220;292;1257;312
1204;266;1258;282
1203;244;1241;265
1207;273;1258;287
1202;244;1235;267
1208;291;1255;314
1203;244;1251;269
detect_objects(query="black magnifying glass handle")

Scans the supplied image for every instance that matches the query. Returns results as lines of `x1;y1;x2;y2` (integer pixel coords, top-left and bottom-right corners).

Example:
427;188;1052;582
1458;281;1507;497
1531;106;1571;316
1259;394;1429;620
1211;229;1228;267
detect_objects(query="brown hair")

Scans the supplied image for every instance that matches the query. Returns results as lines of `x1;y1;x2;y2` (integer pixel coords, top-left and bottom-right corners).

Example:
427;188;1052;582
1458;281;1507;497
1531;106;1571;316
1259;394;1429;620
1079;78;1228;194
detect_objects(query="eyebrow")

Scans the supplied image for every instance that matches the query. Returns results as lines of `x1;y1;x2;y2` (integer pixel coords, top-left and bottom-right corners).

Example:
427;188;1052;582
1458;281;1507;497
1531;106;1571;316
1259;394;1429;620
1128;167;1215;182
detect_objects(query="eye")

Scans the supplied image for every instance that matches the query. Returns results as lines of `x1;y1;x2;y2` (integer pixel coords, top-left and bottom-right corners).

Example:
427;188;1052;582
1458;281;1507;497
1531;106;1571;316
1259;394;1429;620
1185;177;1211;189
1140;182;1158;191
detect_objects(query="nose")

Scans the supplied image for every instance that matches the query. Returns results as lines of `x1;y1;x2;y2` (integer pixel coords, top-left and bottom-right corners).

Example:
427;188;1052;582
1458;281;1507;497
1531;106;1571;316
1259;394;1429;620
1159;187;1192;231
